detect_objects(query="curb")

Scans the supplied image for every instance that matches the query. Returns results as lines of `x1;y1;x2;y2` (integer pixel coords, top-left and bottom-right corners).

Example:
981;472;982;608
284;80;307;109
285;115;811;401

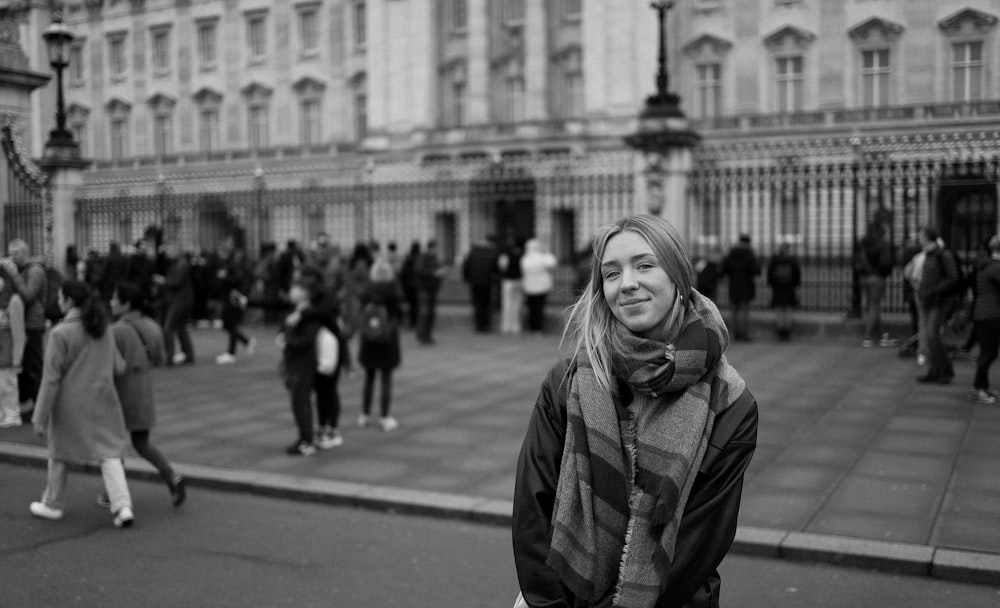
4;442;998;587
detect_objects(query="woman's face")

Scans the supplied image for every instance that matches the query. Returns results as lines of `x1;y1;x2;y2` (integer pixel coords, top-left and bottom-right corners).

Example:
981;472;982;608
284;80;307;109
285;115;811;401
601;231;677;340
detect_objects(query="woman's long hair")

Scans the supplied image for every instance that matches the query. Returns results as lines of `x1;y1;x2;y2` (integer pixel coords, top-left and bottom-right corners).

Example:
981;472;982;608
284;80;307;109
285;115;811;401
61;279;110;339
563;215;695;394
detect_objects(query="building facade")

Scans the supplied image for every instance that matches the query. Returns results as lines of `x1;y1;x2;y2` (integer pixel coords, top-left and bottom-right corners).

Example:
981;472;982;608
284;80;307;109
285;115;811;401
10;0;1000;309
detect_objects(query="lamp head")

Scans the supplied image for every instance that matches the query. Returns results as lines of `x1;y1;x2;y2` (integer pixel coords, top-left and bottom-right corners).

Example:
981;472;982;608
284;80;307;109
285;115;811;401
43;17;75;69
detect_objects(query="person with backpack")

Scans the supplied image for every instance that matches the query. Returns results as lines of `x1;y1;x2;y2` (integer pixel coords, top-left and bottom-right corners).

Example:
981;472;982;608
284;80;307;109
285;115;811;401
277;275;325;456
109;282;185;506
357;259;403;432
970;235;1000;404
766;242;802;341
0;239;48;423
916;226;961;384
856;223;896;348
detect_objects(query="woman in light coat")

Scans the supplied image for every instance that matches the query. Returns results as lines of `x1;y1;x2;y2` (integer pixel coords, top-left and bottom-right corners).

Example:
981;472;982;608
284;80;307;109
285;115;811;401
520;239;557;334
31;279;134;528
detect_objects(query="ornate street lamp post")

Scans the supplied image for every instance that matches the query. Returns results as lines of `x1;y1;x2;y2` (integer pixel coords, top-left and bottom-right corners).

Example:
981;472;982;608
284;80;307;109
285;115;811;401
254;167;266;255
42;13;79;161
624;1;700;227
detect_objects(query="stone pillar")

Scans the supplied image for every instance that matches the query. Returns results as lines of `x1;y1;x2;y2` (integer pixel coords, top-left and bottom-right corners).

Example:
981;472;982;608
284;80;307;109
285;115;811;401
635;147;695;245
37;160;87;276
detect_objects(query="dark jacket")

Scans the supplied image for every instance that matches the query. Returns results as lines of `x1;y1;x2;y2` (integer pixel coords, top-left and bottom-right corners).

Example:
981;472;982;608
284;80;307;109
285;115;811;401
917;246;960;305
10;261;47;330
463;245;498;287
767;253;802;309
973;257;1000;322
164;257;195;308
513;361;758;608
721;244;760;304
358;280;403;371
416;252;443;293
281;309;323;380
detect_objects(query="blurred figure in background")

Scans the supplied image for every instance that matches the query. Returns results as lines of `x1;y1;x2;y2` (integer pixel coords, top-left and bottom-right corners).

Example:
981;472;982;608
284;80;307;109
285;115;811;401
970;235;1000;404
463;237;499;333
722;233;760;342
520;239;557;334
157;243;195;366
766;242;802;341
498;238;525;334
358;259;404;432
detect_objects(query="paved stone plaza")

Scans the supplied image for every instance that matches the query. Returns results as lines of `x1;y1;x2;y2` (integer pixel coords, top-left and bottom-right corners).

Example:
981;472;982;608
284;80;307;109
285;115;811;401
2;315;999;560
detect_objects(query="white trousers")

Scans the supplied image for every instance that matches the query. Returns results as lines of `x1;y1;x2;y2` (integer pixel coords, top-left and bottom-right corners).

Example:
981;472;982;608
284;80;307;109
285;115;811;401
42;458;133;514
500;280;524;334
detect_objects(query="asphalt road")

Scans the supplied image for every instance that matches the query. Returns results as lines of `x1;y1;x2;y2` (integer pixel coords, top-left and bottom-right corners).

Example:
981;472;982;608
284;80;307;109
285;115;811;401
2;463;998;608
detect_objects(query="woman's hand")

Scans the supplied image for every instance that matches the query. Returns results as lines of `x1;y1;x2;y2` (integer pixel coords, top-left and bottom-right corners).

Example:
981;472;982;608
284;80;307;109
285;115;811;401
33;421;45;437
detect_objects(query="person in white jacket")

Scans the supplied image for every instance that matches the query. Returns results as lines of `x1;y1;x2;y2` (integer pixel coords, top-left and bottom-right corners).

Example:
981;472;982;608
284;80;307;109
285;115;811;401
520;239;557;334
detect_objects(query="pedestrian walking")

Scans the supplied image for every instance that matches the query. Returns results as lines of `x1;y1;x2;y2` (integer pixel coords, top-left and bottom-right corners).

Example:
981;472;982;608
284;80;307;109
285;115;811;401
157;244;195;366
0;273;25;428
215;248;256;365
109;282;186;506
916;226;961;384
721;233;760;341
855;222;896;348
357;259;403;431
30;280;135;528
0;239;47;423
520;239;557;334
463;238;498;333
970;235;1000;404
416;240;445;345
512;215;757;608
277;276;325;456
767;242;802;341
498;238;524;334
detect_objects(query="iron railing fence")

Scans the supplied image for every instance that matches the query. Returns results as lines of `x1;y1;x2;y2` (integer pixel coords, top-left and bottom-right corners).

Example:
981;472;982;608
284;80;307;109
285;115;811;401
691;156;1000;314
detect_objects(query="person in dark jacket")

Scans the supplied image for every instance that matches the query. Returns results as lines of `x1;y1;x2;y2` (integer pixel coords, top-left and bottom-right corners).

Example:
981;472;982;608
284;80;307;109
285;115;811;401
215;248;255;364
766;242;802;341
399;241;421;328
156;244;195;366
463;238;499;333
277;275;325;456
416;240;445;345
856;223;896;348
970;235;1000;404
357;259;404;432
721;233;760;342
512;215;757;608
916;226;960;384
693;247;722;303
109;282;185;506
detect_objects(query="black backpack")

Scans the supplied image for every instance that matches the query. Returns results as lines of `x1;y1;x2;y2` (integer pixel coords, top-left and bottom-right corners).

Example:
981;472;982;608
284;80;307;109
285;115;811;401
360;302;394;345
936;249;967;297
29;262;63;323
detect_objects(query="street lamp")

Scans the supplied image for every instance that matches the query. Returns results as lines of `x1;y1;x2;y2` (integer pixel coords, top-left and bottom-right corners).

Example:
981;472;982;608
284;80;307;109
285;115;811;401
624;1;700;216
157;174;167;229
847;131;863;318
42;13;79;161
365;157;375;243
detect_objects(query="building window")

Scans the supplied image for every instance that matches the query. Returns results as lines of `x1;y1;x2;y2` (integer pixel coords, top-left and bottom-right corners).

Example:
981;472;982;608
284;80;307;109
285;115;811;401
300;99;322;146
502;0;526;27
151;27;170;74
199;108;220;152
860;49;890;107
448;0;468;32
298;5;319;55
504;75;525;123
108;33;127;80
248;104;269;149
560;0;581;21
354;92;368;141
952;41;983;102
153;113;173;156
775;55;803;112
246;12;267;62
69;42;85;86
441;62;467;127
694;63;722;118
197;20;217;70
110;117;129;159
353;1;367;52
562;70;583;118
70;122;87;156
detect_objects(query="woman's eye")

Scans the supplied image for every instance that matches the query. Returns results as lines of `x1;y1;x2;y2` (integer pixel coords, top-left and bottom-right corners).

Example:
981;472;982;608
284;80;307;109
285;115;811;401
636;263;654;271
604;271;620;281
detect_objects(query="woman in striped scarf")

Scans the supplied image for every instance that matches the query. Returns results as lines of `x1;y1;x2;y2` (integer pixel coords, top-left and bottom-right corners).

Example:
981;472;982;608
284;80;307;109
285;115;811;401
513;215;758;608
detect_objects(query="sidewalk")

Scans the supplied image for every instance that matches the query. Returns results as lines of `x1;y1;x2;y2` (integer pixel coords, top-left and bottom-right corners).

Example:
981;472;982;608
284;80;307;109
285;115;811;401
2;312;998;584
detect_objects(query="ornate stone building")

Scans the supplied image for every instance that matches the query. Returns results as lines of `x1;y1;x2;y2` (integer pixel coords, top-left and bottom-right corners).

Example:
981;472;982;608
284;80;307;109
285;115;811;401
10;0;1000;309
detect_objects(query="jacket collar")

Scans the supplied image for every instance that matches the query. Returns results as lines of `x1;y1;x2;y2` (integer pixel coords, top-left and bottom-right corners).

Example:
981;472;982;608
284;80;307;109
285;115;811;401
62;308;82;322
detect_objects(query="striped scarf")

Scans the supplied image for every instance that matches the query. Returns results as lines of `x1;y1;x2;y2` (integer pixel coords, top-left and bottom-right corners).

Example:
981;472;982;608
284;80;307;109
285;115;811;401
548;292;746;607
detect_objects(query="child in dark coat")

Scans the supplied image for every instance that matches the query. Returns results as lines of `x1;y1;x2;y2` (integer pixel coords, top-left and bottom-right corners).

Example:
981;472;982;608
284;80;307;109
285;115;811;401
277;276;324;456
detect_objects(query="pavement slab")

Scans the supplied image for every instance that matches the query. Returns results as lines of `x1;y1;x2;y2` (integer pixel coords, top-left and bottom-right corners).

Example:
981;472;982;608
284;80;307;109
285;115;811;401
2;314;1000;584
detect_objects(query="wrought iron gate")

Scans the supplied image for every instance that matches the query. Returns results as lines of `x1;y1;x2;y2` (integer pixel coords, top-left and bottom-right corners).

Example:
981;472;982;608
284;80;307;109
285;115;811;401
1;123;47;255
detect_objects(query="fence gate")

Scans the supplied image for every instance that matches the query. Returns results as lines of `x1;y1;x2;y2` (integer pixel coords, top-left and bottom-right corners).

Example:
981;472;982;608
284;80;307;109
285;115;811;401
1;124;47;256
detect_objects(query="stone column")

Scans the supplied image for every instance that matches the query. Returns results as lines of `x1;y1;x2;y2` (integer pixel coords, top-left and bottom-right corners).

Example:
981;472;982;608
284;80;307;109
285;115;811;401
635;146;695;244
37;159;88;275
